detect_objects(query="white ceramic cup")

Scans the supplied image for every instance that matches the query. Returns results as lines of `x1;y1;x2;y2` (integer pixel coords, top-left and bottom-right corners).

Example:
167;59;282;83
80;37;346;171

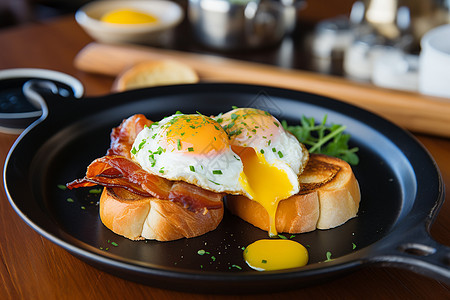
419;24;450;99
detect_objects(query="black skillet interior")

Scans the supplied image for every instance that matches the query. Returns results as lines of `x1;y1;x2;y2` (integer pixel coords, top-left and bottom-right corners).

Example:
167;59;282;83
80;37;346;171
4;83;446;293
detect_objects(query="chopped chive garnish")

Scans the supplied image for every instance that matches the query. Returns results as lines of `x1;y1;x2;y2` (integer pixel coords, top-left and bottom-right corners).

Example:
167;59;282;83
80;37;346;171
261;259;267;264
177;139;181;150
57;184;67;190
138;139;146;150
325;251;332;261
352;243;356;250
231;113;238;120
197;249;209;255
212;170;223;175
211;256;216;262
231;265;242;270
208;179;220;185
278;151;284;158
260;149;265;154
66;198;74;203
131;147;137;155
274;121;279;127
188;147;194;152
89;188;102;194
149;154;156;167
272;148;276;152
189;166;195;172
111;241;118;247
278;234;287;239
228;129;242;136
232;105;239;110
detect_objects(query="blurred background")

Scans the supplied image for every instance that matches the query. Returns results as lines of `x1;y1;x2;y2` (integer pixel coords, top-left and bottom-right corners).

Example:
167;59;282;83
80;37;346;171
0;0;355;30
1;0;449;93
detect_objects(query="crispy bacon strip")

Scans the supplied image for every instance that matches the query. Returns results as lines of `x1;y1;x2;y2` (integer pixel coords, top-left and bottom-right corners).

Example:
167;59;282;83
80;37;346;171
67;155;224;212
107;114;153;158
67;155;171;198
169;181;224;211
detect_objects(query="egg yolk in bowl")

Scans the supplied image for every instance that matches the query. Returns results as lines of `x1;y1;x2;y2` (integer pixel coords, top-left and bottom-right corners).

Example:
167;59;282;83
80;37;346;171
101;8;159;25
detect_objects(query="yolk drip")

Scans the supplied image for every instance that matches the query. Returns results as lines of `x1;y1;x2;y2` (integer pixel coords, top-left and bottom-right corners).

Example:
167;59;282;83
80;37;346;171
244;239;309;271
101;8;159;24
237;146;293;237
161;115;229;155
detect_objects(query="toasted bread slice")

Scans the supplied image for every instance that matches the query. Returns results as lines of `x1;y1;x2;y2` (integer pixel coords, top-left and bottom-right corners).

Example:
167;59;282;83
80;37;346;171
112;60;199;92
100;187;224;241
226;154;360;234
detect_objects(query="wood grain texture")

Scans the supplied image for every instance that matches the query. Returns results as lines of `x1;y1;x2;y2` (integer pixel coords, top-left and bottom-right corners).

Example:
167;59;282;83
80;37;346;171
0;16;449;300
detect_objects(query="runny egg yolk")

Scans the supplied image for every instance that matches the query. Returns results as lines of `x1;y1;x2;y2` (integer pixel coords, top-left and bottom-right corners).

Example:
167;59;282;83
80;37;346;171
235;146;293;237
101;8;159;24
160;114;229;155
244;239;309;271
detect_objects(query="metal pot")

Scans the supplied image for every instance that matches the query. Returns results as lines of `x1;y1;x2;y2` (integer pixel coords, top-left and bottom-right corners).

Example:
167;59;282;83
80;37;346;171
188;0;304;51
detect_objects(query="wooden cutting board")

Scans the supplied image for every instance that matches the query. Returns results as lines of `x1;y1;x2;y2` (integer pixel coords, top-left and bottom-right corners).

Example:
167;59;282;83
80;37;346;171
74;42;450;138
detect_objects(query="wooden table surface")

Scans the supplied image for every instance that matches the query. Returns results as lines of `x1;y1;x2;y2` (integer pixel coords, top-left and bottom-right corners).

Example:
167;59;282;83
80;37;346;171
1;16;449;299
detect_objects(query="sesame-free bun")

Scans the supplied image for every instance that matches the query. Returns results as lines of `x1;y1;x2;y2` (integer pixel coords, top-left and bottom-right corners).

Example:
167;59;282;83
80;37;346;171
112;60;199;92
226;154;360;234
99;187;223;241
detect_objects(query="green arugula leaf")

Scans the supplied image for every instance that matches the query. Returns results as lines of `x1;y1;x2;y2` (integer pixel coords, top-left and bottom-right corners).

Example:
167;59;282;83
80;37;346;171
282;115;359;165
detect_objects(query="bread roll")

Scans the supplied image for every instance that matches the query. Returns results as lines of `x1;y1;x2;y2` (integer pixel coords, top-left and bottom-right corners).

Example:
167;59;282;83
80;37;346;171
112;60;199;92
226;154;360;233
100;187;224;241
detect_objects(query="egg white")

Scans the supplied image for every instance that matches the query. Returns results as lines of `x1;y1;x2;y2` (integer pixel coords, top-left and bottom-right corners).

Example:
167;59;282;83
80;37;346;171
131;113;250;195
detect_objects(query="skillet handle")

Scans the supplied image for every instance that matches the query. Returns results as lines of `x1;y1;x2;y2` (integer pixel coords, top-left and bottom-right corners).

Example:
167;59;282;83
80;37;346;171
370;222;450;284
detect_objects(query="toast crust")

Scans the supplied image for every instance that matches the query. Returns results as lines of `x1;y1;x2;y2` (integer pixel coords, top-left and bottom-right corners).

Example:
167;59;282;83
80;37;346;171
226;154;360;233
100;187;224;241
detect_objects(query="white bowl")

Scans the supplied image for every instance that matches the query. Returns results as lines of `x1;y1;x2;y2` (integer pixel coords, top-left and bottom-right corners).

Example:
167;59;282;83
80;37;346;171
75;0;184;46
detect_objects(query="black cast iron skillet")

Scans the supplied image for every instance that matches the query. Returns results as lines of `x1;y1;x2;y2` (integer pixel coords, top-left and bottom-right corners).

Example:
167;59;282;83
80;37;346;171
4;83;450;293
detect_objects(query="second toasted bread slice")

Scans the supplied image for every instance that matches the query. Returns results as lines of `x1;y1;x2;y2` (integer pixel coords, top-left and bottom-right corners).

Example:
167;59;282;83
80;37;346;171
226;154;360;234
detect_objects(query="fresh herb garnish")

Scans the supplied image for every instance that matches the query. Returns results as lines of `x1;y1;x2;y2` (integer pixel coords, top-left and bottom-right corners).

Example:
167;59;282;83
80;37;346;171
212;170;223;175
89;188;102;194
197;249;209;255
282;115;359;165
325;251;333;261
57;184;67;190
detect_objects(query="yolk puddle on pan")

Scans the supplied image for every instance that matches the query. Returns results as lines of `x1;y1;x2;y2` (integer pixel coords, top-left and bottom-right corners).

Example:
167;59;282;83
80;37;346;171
244;239;309;271
101;8;159;24
237;146;294;237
